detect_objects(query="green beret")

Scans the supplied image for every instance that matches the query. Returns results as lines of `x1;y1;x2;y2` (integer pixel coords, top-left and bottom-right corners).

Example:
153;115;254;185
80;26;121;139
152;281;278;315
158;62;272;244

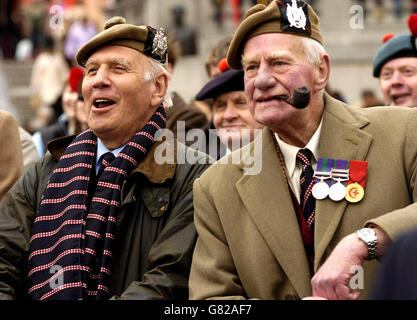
372;34;417;77
227;0;323;70
76;16;168;67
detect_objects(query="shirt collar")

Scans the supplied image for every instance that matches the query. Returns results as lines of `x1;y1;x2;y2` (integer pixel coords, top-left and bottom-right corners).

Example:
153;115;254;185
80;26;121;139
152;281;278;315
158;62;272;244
96;138;125;169
275;117;323;177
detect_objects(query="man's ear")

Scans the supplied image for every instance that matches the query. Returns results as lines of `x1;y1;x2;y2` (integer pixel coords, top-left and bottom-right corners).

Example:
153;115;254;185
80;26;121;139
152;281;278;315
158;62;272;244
314;54;330;92
150;73;169;108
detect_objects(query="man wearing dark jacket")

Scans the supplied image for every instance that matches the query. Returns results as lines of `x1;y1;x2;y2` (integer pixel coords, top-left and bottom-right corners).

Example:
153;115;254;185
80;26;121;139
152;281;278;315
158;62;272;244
0;17;209;300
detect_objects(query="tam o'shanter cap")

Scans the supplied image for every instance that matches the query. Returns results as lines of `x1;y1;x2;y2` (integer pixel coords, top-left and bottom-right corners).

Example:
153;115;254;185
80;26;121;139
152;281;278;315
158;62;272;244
76;16;168;67
196;58;244;101
372;14;417;77
227;0;323;70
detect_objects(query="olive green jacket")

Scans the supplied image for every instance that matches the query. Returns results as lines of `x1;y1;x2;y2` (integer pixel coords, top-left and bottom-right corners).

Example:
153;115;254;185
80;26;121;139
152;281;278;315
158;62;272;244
0;135;210;300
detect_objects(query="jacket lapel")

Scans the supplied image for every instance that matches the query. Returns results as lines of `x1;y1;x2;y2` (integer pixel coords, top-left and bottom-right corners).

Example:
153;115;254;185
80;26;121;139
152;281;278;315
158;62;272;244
236;128;312;298
314;94;373;270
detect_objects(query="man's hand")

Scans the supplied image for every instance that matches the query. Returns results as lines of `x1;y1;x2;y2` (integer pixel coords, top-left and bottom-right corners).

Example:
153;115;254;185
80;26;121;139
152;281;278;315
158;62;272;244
311;233;366;300
311;227;391;300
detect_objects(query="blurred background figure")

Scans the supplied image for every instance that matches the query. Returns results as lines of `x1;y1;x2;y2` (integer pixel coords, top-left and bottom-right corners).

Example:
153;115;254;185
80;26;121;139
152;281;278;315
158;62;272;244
197;35;233;121
229;0;242;26
169;5;197;56
211;0;225;28
15;38;34;61
359;89;383;107
194;35;234;160
356;0;385;20
165;35;208;135
394;0;404;19
0;0;25;59
205;35;233;80
325;84;347;103
412;0;417;13
32;66;86;156
29;0;48;56
196;59;263;155
30;35;69;126
64;10;97;66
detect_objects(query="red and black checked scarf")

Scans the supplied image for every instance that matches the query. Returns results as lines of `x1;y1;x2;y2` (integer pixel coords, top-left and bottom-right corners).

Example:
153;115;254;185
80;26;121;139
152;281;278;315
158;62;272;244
27;107;166;300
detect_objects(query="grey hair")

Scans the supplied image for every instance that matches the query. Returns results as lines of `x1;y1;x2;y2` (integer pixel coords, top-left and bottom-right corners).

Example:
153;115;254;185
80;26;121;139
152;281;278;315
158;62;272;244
300;36;327;66
145;58;173;108
300;37;328;96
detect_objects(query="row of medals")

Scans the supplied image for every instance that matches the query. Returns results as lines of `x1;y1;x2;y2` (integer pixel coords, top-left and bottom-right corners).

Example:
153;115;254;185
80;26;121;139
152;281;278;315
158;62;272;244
312;168;362;202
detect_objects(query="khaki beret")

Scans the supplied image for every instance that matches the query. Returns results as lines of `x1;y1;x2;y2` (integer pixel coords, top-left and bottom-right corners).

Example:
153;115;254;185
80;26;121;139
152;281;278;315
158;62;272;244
76;16;168;67
227;0;323;70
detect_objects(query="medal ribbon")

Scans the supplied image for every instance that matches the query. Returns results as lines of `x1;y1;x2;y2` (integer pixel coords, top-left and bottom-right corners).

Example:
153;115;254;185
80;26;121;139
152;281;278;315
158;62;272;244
347;160;368;188
331;159;350;185
314;158;333;186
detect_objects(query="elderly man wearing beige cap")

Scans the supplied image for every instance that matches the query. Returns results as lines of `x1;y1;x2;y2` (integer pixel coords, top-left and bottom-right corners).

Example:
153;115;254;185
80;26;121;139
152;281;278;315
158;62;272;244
0;17;209;300
189;0;417;300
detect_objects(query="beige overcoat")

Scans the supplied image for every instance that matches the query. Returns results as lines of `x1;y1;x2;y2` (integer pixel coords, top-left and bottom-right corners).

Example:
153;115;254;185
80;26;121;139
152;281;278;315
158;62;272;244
190;93;417;300
0;110;23;201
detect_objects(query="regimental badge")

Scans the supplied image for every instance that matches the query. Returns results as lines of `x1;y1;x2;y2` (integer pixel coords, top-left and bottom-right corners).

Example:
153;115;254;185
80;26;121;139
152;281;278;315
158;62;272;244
287;0;307;30
152;27;168;59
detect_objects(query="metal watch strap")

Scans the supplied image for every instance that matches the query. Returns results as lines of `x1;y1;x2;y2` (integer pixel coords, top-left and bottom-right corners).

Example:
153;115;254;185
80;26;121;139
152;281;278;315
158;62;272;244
366;238;377;260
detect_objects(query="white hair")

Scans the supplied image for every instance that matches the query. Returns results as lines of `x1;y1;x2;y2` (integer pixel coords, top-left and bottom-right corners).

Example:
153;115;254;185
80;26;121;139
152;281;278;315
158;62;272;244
145;58;173;108
300;37;328;96
299;36;327;66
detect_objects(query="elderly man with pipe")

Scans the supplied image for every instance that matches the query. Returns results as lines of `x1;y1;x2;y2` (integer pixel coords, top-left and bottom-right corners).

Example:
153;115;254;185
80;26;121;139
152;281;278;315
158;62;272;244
189;0;417;300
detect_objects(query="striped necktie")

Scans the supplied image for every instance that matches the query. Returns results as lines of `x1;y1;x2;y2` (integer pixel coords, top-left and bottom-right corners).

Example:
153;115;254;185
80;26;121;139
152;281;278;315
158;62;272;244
297;148;315;228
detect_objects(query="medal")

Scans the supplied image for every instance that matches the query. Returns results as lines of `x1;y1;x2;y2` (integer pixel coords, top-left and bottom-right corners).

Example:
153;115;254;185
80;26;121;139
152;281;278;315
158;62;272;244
345;182;364;203
312;180;330;200
329;160;350;202
313;158;333;200
345;160;368;203
329;179;347;201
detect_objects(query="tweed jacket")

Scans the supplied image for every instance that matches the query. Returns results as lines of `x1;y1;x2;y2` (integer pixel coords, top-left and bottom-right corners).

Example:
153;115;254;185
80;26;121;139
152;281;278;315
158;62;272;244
0;135;210;299
189;93;417;300
0;110;23;201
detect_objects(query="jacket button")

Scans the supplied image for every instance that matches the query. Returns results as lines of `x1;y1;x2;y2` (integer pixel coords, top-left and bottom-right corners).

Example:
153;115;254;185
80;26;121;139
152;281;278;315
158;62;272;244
160;206;165;211
132;195;137;201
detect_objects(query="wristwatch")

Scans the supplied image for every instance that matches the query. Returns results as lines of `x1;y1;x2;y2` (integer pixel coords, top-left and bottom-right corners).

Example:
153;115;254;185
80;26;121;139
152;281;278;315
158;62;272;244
356;227;378;260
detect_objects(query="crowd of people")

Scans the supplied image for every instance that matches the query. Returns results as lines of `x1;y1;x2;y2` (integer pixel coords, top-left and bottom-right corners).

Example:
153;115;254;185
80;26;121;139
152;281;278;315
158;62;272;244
1;0;417;302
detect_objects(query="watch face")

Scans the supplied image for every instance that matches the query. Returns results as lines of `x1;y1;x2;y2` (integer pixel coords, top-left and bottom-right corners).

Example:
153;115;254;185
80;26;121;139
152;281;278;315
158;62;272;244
358;228;376;241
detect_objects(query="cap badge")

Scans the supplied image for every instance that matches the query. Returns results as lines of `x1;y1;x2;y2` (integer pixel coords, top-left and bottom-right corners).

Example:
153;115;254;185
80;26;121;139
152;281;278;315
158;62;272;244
287;0;307;30
152;27;168;58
